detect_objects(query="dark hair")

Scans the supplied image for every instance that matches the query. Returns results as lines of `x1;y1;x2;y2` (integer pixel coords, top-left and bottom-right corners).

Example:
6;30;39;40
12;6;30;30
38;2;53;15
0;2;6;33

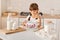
29;3;39;11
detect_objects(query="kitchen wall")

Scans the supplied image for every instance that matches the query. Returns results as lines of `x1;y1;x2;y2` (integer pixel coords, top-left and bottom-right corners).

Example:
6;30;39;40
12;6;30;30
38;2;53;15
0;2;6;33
0;0;1;29
0;0;1;16
0;0;7;29
7;0;60;14
1;0;7;12
0;0;60;14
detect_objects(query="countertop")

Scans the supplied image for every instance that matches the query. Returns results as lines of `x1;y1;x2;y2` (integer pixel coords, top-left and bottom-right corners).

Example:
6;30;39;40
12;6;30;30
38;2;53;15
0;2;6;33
2;14;60;19
0;30;43;40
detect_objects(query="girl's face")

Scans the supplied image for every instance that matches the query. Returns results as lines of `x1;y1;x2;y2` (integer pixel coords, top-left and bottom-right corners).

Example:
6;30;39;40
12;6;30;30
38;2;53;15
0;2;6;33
30;10;38;14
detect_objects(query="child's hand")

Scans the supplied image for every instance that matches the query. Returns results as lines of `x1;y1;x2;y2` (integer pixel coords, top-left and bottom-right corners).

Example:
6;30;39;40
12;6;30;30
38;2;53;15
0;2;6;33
21;22;26;26
21;20;27;26
38;26;44;30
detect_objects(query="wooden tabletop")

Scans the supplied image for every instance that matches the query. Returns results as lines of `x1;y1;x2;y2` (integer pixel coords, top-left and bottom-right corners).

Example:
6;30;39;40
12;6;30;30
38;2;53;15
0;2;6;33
0;27;26;34
1;14;60;19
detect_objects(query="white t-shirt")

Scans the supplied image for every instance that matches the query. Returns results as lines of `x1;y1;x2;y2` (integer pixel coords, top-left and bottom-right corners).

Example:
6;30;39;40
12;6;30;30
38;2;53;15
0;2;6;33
25;15;40;31
26;15;40;22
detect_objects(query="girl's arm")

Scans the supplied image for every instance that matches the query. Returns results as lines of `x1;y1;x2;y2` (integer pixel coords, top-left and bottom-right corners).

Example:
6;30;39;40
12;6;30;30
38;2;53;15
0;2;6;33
21;15;30;26
22;20;27;26
37;15;43;30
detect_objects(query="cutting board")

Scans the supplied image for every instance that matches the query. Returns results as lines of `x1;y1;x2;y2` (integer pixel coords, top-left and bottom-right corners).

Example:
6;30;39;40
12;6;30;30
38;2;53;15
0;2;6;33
0;27;26;34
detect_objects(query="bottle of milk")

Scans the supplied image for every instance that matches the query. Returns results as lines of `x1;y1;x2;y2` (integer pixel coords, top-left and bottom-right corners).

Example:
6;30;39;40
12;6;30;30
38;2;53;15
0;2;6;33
7;13;13;30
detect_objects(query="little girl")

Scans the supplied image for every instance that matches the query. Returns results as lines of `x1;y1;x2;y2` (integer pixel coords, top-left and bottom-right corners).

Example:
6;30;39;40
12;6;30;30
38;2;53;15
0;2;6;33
22;3;42;31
